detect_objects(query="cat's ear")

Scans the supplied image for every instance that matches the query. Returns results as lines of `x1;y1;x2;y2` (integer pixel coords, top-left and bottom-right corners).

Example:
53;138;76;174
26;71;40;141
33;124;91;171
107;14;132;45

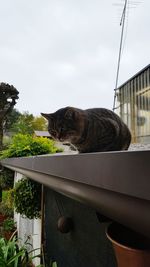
41;113;52;120
65;107;75;120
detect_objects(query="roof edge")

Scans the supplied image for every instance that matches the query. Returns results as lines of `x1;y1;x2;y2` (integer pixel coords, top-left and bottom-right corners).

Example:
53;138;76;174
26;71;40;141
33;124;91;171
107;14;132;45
117;64;150;90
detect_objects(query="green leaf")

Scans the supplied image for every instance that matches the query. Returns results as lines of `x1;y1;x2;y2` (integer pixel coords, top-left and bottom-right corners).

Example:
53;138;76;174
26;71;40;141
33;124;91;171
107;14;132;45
0;133;62;159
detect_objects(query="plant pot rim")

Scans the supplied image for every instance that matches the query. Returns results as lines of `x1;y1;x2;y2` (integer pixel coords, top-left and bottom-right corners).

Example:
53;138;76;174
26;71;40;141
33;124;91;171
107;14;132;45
106;222;150;252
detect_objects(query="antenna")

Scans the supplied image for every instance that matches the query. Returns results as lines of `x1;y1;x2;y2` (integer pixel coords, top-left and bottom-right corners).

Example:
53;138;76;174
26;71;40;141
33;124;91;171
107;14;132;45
112;0;143;111
113;0;128;111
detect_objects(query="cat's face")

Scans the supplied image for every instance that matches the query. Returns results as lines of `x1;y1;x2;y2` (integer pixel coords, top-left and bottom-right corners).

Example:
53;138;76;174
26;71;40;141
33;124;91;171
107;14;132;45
41;107;80;142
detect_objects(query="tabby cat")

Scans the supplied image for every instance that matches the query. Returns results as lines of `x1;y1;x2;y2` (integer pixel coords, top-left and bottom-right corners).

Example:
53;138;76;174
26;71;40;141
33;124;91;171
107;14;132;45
41;106;131;153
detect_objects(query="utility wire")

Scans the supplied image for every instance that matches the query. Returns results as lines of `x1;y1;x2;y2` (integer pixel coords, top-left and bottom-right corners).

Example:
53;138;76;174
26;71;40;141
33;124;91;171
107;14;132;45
113;0;128;110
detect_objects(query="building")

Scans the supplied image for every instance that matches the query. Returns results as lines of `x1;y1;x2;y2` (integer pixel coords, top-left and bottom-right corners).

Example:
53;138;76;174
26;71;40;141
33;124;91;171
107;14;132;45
115;64;150;144
34;130;52;139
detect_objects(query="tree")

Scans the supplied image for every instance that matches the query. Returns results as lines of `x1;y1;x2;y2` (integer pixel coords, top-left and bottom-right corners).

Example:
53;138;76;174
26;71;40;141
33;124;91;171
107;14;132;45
32;116;47;131
11;113;48;134
12;112;34;135
0;83;19;149
4;109;21;133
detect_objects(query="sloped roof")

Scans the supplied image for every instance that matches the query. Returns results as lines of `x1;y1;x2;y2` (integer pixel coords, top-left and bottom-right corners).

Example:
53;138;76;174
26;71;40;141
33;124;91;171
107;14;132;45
117;64;150;90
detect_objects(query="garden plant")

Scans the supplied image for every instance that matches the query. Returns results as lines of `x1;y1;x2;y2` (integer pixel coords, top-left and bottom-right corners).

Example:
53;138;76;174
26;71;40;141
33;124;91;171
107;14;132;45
0;133;61;265
0;133;62;219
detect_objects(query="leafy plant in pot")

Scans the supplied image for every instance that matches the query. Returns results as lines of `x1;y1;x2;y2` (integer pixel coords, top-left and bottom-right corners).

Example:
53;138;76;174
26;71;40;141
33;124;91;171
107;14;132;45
14;177;41;219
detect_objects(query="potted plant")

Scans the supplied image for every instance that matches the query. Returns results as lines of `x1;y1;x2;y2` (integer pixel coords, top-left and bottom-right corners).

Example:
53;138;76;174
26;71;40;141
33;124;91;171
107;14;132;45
14;177;41;219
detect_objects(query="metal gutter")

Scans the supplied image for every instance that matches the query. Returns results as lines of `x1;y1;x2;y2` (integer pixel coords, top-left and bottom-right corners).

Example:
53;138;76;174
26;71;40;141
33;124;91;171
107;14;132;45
1;150;150;238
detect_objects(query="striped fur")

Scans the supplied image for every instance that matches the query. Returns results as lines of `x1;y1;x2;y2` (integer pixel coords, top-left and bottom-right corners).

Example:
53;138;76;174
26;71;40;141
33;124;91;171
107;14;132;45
41;107;131;153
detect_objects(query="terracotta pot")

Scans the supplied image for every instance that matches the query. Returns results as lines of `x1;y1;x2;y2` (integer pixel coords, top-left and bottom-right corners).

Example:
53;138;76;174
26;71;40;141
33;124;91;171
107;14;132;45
106;222;150;267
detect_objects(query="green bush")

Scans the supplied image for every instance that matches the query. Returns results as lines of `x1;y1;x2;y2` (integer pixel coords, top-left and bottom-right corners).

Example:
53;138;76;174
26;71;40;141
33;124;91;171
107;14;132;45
0;134;63;219
0;201;14;218
3;188;14;210
2;218;16;232
2;136;12;149
1;133;62;159
0;168;14;190
14;178;41;219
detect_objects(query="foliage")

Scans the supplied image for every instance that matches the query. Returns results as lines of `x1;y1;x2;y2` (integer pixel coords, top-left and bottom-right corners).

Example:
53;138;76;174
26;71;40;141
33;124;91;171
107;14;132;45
10;112;48;135
4;109;21;133
2;190;8;202
2;135;12;148
0;83;19;110
32;116;48;131
0;236;43;267
2;218;16;232
4;189;14;210
14;178;41;219
1;134;61;159
0;134;62;220
49;260;58;267
0;168;14;190
0;83;19;149
0;201;14;218
11;112;35;135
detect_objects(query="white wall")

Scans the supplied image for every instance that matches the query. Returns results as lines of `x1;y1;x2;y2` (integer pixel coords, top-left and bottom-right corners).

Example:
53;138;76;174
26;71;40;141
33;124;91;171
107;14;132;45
14;172;42;265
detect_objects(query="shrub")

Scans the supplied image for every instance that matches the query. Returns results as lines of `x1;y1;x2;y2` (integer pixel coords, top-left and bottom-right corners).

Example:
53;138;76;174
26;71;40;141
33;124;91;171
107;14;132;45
14;178;41;219
4;188;14;209
2;218;16;232
0;168;14;190
0;134;63;219
1;133;62;159
0;201;14;218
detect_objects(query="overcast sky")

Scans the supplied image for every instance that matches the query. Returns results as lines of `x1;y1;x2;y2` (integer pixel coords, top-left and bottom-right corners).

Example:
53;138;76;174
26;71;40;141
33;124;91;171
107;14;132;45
0;0;149;115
